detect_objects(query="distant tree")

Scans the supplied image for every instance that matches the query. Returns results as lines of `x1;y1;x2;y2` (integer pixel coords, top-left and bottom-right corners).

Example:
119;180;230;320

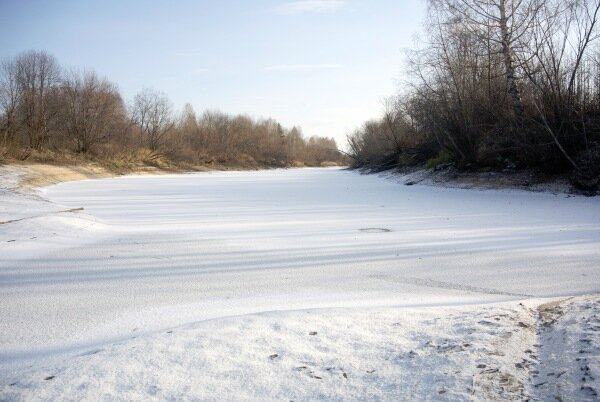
197;110;227;157
179;103;198;134
0;58;21;148
130;88;174;151
287;126;303;161
1;49;345;168
15;50;61;149
58;70;125;153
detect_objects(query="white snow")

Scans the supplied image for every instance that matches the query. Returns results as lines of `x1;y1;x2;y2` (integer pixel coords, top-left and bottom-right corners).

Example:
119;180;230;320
1;167;599;400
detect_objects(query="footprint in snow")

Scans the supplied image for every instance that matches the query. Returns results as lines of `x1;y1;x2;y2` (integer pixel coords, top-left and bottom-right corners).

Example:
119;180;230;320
147;385;160;396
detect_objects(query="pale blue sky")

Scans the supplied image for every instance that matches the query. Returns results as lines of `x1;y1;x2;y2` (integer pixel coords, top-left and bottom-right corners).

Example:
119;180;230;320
0;0;426;147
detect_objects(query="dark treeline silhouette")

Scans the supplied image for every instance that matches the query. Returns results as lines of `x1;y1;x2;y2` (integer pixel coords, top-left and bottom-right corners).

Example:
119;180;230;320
348;0;600;193
0;50;343;169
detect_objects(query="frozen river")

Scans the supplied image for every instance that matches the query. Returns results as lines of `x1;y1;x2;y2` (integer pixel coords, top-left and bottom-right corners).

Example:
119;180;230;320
1;168;600;398
3;168;600;356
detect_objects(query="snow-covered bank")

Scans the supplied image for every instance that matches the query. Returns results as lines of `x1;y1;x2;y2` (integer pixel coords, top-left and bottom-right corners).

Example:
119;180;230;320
377;166;577;195
0;166;109;263
0;301;539;401
2;297;598;401
1;167;599;400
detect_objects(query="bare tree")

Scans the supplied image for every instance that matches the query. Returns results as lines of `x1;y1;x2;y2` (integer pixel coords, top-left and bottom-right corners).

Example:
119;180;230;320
0;58;21;148
287;126;303;161
179;103;198;134
1;49;344;168
58;70;125;153
518;0;600;167
349;0;600;191
130;88;174;151
15;50;61;149
433;0;544;121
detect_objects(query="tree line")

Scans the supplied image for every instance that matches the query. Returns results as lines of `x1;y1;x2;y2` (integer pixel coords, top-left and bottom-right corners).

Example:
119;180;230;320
348;0;600;193
0;50;342;169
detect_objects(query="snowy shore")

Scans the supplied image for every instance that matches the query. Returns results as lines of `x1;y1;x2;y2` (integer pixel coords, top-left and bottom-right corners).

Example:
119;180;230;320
1;167;599;400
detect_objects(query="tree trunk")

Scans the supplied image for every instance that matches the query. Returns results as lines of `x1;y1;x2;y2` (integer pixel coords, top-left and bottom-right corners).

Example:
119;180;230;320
499;0;525;122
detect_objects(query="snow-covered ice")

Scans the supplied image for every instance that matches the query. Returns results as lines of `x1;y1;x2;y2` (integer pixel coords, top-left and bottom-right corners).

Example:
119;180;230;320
1;167;599;400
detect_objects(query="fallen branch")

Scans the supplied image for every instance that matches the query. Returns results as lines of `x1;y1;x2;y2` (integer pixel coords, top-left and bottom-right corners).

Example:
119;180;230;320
0;207;84;225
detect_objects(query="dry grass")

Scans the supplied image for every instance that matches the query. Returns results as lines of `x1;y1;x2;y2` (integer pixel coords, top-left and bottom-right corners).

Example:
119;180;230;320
13;162;178;190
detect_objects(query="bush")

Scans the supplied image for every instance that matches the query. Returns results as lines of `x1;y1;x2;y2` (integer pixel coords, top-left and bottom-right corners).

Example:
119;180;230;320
426;149;454;170
572;143;600;195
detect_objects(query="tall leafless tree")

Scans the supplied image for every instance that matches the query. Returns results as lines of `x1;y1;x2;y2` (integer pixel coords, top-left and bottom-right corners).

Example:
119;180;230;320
130;88;174;152
0;58;21;148
15;50;61;149
432;0;544;121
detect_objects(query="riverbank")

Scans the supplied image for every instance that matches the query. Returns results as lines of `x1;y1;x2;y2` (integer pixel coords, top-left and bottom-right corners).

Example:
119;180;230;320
368;166;581;196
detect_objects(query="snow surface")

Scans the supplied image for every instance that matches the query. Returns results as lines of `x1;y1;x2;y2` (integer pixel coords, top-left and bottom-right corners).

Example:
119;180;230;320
532;297;600;400
1;167;599;400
